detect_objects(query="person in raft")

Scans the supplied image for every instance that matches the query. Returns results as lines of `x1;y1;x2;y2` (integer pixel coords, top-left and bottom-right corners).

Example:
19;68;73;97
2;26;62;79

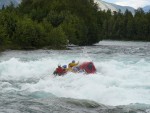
53;65;67;76
68;60;79;72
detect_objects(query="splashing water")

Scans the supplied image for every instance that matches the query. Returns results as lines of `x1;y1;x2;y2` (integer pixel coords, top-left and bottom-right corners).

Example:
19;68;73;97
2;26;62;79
1;41;150;107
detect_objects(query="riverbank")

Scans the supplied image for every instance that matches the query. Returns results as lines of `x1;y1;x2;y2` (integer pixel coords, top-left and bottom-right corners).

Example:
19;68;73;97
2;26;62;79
0;45;67;52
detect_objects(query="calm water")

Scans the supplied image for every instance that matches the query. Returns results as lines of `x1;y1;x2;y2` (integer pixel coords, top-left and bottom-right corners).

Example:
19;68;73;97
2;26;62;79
0;41;150;113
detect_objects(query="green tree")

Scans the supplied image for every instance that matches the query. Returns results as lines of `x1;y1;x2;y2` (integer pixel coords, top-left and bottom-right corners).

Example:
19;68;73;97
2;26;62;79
49;26;67;47
0;25;8;45
14;17;46;48
61;13;87;45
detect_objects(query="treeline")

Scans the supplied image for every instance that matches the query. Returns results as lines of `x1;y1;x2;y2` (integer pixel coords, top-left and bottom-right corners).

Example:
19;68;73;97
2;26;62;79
0;0;100;50
0;0;150;50
100;9;150;41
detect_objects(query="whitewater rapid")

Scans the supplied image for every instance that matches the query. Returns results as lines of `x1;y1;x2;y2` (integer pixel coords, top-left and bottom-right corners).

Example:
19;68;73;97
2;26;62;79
0;41;150;106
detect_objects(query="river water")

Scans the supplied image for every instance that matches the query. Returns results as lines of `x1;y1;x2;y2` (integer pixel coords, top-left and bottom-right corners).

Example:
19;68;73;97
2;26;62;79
0;41;150;113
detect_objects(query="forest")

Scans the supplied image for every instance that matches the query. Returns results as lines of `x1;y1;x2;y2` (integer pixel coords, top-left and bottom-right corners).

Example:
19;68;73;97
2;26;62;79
0;0;150;50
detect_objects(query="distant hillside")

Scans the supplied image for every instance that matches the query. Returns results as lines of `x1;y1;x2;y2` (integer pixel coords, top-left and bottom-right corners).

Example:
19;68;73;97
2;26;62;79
0;0;20;8
0;0;135;14
143;5;150;12
94;0;135;14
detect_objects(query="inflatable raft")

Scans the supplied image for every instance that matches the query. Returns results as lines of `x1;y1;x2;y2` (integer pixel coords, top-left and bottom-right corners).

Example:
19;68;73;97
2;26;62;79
53;62;96;76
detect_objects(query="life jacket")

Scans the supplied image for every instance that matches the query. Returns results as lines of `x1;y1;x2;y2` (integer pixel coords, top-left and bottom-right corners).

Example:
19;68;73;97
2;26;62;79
56;67;66;76
68;62;79;68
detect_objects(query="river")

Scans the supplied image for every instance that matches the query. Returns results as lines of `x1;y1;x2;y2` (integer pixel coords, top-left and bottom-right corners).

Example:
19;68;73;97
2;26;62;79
0;41;150;113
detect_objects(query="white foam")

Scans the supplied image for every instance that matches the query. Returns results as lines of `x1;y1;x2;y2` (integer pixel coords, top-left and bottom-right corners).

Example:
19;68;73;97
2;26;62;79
0;48;150;106
95;40;150;47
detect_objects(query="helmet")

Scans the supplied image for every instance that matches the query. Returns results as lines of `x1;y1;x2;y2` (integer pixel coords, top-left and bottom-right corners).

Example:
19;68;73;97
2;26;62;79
72;60;75;63
63;65;67;68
